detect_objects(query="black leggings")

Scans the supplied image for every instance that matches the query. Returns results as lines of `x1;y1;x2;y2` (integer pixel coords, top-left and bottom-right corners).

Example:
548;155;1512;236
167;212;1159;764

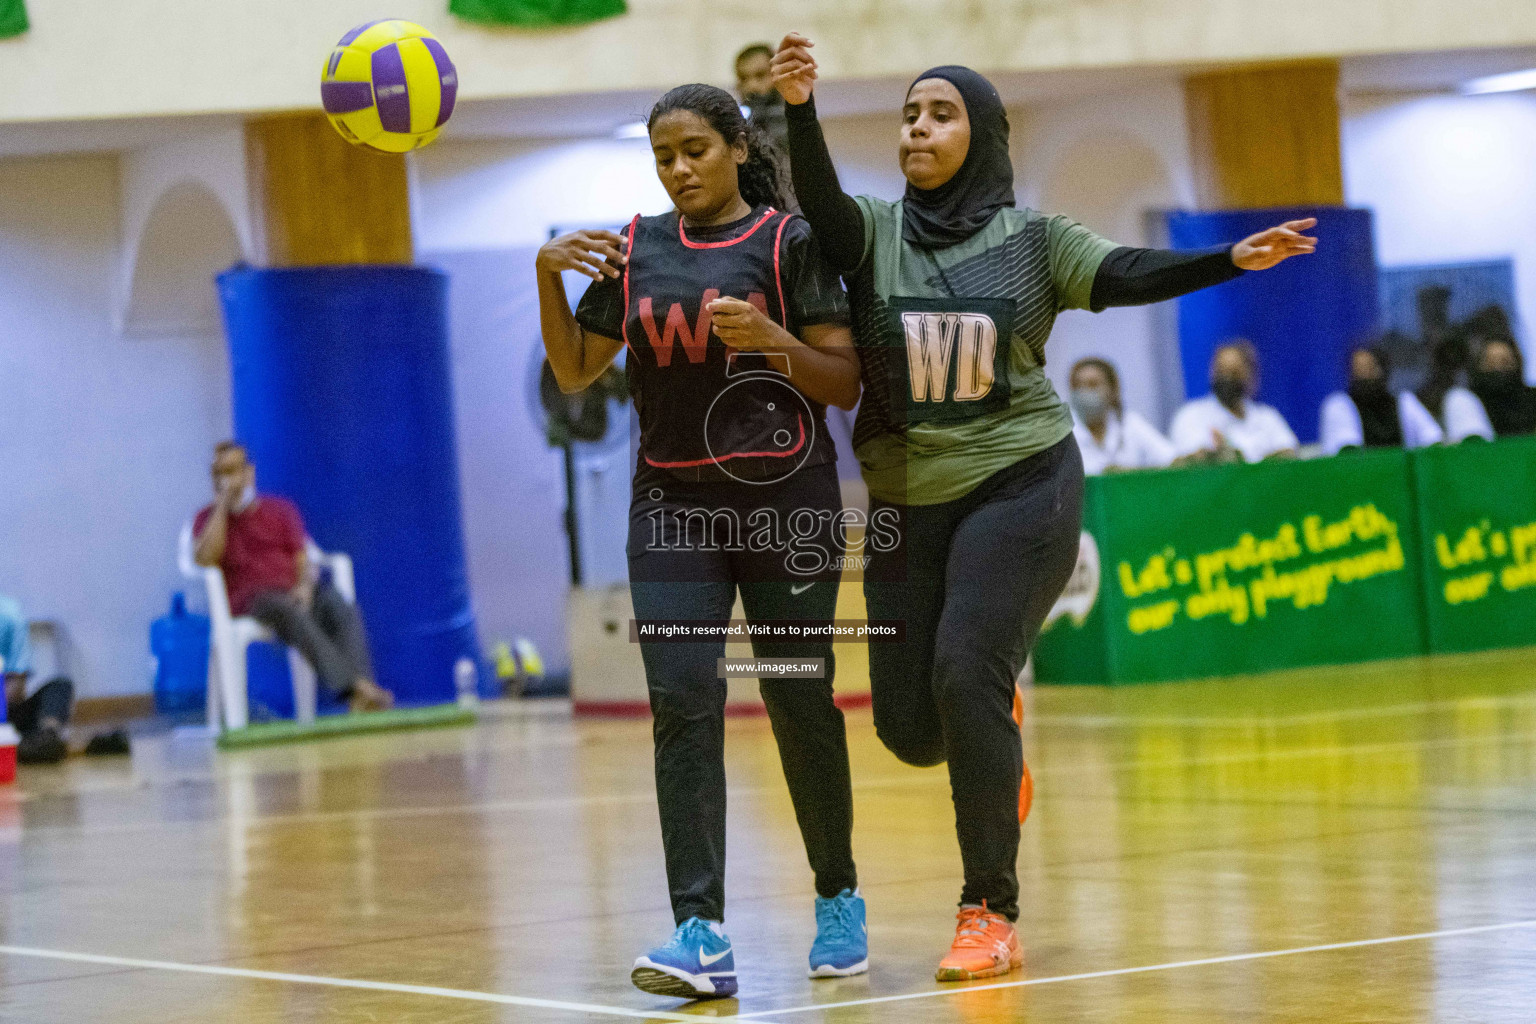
628;460;857;924
863;434;1085;921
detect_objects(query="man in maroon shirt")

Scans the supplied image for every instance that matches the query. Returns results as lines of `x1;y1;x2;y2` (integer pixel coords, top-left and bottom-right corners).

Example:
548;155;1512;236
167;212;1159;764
193;441;392;713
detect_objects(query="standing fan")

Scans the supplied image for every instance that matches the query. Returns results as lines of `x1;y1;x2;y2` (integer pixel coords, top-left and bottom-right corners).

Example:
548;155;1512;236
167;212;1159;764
537;358;629;584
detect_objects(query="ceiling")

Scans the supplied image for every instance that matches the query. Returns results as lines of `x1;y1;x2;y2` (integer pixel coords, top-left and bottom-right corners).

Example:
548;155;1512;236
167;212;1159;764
4;45;1536;159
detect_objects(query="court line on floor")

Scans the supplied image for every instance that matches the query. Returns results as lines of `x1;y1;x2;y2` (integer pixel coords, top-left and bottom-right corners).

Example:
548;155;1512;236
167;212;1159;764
9;920;1536;1024
731;918;1536;1018
9;884;1530;1024
0;945;705;1023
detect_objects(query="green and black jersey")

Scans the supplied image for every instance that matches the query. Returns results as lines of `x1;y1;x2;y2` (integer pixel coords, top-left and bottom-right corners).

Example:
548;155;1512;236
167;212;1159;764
846;196;1117;505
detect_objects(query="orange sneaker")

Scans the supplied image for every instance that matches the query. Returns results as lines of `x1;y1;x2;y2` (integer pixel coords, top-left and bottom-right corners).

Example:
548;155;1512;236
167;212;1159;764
936;903;1022;982
1014;684;1033;824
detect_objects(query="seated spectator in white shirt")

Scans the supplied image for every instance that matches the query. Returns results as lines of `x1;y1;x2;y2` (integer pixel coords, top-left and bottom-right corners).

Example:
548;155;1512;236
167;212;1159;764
1170;340;1299;463
1319;346;1443;455
1417;337;1494;443
1068;357;1175;475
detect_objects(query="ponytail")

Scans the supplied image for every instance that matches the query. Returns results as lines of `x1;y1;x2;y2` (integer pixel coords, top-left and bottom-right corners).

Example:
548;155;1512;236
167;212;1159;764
648;83;791;211
736;119;790;210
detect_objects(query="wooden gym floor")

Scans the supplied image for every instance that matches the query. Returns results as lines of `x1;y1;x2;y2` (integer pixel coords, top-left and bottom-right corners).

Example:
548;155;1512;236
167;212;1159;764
4;648;1536;1023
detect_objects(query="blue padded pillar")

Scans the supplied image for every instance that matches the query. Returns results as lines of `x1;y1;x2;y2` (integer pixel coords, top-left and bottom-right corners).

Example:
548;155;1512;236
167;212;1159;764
217;265;480;705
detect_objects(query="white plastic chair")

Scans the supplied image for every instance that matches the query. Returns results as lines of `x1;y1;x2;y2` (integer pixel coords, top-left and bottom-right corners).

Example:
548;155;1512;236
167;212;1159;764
176;521;357;732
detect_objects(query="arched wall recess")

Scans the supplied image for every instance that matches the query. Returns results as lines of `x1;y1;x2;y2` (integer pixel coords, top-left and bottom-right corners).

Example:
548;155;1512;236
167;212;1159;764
121;181;242;336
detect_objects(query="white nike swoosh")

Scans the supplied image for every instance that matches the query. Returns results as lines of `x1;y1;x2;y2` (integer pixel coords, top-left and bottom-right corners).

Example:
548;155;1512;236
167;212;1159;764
791;583;815;595
699;947;731;966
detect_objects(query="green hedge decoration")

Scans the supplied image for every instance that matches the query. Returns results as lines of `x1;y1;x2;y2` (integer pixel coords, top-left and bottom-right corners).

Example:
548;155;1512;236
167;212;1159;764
450;0;625;29
0;0;28;39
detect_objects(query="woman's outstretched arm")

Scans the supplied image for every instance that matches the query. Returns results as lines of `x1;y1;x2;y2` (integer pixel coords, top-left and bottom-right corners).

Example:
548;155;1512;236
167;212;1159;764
772;33;866;274
1090;245;1244;310
1091;218;1318;309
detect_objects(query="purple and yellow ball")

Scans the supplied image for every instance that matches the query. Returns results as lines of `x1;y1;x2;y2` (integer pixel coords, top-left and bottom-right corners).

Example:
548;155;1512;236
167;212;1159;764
321;20;458;154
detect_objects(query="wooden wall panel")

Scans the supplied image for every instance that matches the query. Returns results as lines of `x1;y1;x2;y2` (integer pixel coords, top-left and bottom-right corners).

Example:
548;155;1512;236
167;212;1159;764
245;113;413;266
1185;60;1344;211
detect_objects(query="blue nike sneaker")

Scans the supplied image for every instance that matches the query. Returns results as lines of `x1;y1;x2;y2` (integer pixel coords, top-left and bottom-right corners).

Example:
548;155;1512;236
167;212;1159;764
631;917;738;999
809;888;868;977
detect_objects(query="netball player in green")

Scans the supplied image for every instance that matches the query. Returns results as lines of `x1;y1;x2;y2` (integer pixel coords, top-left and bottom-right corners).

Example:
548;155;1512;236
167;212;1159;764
772;33;1318;981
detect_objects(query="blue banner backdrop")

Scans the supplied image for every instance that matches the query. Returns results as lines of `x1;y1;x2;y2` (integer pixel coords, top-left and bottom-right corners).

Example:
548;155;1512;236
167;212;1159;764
1167;206;1379;445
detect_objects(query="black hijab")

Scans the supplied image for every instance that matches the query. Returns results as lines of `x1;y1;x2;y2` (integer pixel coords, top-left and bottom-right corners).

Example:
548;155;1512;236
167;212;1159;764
901;66;1015;250
1343;347;1401;447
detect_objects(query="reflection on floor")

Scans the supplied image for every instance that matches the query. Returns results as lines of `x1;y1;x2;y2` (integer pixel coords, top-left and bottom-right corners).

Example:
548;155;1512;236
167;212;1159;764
3;647;1536;1023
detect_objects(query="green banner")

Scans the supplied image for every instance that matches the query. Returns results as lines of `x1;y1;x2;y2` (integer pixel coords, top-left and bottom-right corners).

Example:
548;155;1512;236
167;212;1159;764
0;0;27;39
1036;449;1427;683
450;0;625;28
1031;495;1112;683
1412;436;1536;654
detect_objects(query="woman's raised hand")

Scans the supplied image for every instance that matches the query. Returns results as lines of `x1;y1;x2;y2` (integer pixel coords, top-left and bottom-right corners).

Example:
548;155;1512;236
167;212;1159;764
536;229;627;281
1231;218;1318;271
771;32;818;106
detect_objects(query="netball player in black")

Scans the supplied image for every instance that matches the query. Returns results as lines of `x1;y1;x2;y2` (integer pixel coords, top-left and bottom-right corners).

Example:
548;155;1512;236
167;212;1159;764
535;84;865;1000
771;34;1319;982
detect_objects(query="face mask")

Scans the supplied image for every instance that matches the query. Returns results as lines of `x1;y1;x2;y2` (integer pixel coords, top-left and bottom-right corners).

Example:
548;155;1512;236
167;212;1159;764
1348;378;1390;402
234;483;256;512
1472;369;1522;395
1070;387;1110;424
1212;376;1247;408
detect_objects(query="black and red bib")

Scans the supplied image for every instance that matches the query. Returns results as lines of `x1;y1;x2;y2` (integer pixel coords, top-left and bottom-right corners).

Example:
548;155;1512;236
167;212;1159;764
619;206;831;484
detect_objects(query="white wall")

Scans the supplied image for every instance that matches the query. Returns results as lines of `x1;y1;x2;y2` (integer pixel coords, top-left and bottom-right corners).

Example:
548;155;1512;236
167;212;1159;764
411;110;932;244
10;0;1536;125
1020;82;1195;428
118;129;251;334
0;155;233;698
1345;90;1536;365
425;248;573;685
415;137;669;251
